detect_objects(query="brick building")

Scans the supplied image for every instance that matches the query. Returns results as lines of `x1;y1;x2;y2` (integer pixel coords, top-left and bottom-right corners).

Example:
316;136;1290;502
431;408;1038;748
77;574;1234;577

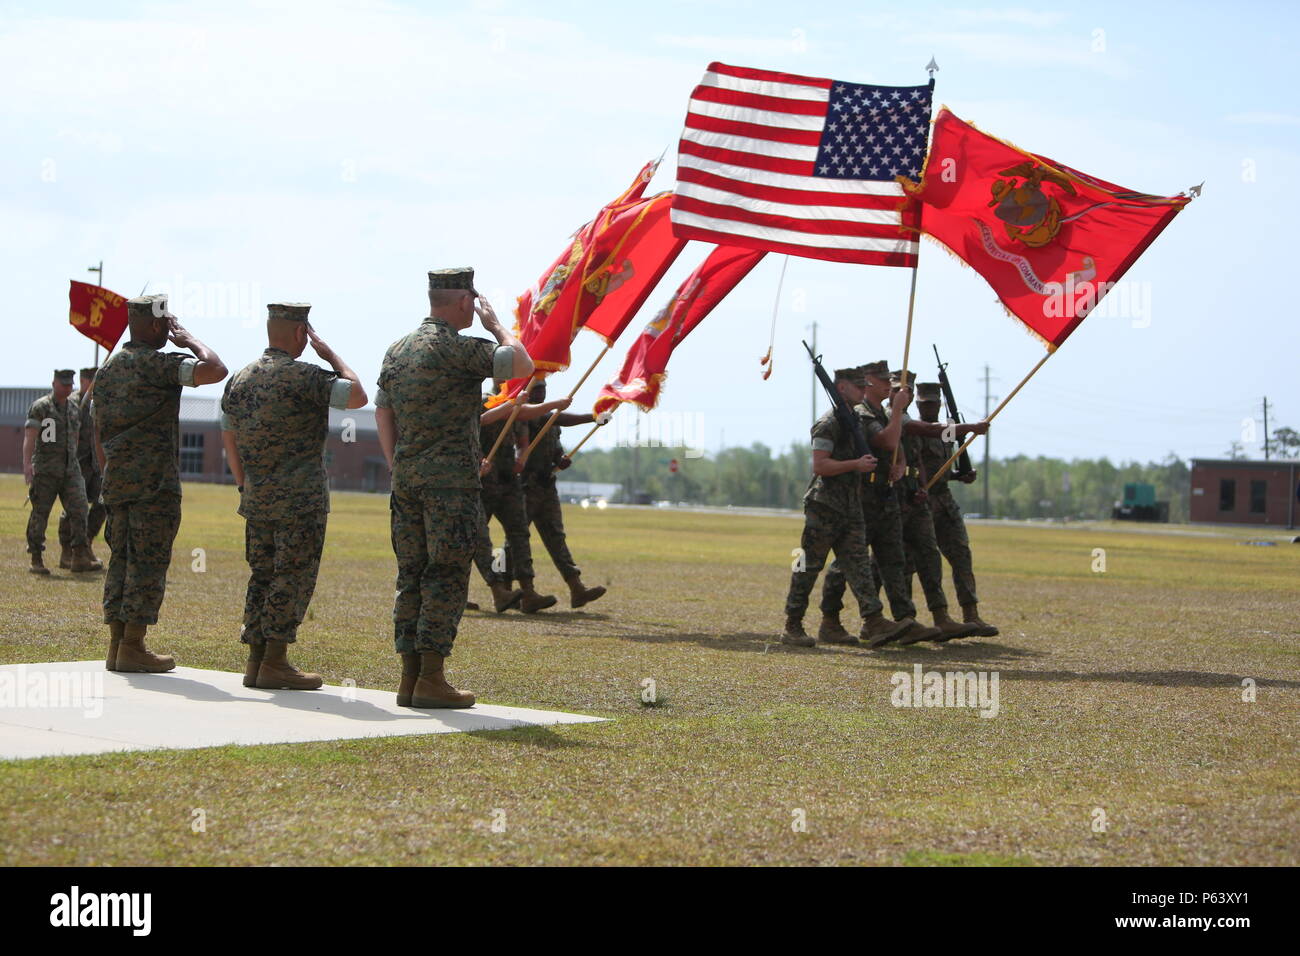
1189;458;1299;529
2;386;389;493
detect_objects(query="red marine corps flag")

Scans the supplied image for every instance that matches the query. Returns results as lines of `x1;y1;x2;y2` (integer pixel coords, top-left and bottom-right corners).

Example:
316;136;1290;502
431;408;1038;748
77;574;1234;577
491;161;686;407
68;280;129;351
905;108;1191;349
594;245;765;414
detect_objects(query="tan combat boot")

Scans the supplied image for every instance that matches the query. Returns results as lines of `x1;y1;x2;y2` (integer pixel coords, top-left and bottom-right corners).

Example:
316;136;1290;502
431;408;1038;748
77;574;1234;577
29;552;50;576
781;614;815;647
255;641;323;690
566;575;607;608
396;652;420;707
860;613;914;648
817;613;859;645
410;652;475;709
517;577;557;614
898;620;944;645
489;580;524;613
106;620;125;670
70;544;102;573
465;600;481;611
932;607;980;642
59;544;73;569
242;643;265;687
114;624;176;673
961;604;1000;637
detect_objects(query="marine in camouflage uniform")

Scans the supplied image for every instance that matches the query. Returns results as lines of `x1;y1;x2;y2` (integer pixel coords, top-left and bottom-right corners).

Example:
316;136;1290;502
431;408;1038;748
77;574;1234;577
221;302;363;690
471;410;537;612
782;365;910;649
95;295;227;672
23;370;95;574
57;368;107;568
376;267;526;709
915;382;999;637
820;362;940;646
519;380;605;609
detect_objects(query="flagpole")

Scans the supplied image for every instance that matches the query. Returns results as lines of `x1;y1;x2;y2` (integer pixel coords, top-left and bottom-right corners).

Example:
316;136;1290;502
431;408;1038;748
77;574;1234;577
924;348;1053;490
481;375;536;472
518;344;611;467
561;418;606;467
88;260;103;367
890;61;937;475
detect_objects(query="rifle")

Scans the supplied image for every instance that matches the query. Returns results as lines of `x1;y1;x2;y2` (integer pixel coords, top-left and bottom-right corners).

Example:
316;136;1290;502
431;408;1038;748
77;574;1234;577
802;341;869;458
933;345;972;478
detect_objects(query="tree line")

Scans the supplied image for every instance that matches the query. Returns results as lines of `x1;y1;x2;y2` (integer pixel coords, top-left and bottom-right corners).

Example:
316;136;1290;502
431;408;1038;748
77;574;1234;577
561;441;1204;521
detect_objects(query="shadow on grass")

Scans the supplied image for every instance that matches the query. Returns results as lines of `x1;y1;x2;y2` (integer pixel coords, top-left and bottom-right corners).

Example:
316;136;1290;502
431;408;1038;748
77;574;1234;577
116;672;410;721
467;610;613;624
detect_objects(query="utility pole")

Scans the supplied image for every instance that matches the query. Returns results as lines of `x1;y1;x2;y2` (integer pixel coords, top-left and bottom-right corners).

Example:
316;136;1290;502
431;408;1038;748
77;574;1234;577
87;260;104;367
980;364;997;516
1262;396;1271;460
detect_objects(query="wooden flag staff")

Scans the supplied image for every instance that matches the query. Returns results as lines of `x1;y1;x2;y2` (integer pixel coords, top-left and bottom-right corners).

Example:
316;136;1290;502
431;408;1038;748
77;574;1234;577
891;59;938;475
923;348;1053;490
517;344;612;467
481;374;536;471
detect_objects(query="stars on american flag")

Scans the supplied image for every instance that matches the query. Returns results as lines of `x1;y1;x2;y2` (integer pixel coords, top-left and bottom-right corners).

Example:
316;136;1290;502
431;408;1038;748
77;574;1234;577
815;81;933;181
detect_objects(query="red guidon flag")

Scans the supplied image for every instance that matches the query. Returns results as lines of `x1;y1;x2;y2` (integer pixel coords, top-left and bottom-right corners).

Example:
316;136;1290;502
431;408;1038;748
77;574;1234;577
594;245;765;414
905;108;1191;348
491;162;686;406
670;62;933;266
68;281;129;350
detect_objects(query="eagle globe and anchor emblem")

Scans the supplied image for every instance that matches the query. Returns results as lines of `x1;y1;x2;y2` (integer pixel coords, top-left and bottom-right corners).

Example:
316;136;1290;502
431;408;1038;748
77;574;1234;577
987;160;1079;248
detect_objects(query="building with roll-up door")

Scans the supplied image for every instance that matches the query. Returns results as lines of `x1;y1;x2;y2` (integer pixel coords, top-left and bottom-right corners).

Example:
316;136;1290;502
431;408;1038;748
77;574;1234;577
1189;459;1298;529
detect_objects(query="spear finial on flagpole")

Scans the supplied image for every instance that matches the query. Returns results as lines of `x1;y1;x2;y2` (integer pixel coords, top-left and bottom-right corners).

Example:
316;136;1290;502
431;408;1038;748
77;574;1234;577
1188;181;1204;198
926;56;939;77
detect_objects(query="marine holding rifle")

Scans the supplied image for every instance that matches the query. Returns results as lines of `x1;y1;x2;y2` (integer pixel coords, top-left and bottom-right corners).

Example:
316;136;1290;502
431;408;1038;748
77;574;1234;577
781;361;913;649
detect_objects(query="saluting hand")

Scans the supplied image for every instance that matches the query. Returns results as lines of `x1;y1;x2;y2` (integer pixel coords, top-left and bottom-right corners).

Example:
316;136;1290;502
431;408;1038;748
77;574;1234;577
167;316;197;349
474;297;501;329
307;325;336;362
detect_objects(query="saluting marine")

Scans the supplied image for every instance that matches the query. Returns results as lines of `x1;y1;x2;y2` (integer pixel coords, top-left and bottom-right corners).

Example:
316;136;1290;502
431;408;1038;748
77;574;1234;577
94;295;227;672
375;268;532;709
23;369;97;575
221;302;367;691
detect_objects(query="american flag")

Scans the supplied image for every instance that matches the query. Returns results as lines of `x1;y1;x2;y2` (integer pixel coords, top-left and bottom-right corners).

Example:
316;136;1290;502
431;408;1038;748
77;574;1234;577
670;62;933;267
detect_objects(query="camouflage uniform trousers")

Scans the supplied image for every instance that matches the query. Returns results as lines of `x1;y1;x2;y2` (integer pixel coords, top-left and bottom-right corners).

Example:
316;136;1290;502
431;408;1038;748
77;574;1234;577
928;488;978;608
897;495;949;613
390;488;480;656
822;487;916;620
786;500;882;620
240;513;327;646
27;471;88;555
473;475;535;586
102;492;181;625
523;477;580;581
59;462;105;548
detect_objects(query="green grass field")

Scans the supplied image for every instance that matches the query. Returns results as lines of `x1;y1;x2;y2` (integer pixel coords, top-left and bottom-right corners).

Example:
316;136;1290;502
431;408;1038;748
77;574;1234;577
0;472;1296;866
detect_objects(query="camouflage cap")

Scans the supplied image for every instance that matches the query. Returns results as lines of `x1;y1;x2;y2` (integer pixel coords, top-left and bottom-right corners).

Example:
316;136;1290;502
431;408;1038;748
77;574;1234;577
916;382;942;402
834;366;867;386
889;369;917;389
860;360;890;381
428;267;477;295
267;302;311;322
127;295;169;320
54;369;75;384
79;367;98;379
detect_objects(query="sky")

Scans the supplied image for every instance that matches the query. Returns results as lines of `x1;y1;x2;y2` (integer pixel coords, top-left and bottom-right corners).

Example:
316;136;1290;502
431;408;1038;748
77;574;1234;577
3;0;1298;465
